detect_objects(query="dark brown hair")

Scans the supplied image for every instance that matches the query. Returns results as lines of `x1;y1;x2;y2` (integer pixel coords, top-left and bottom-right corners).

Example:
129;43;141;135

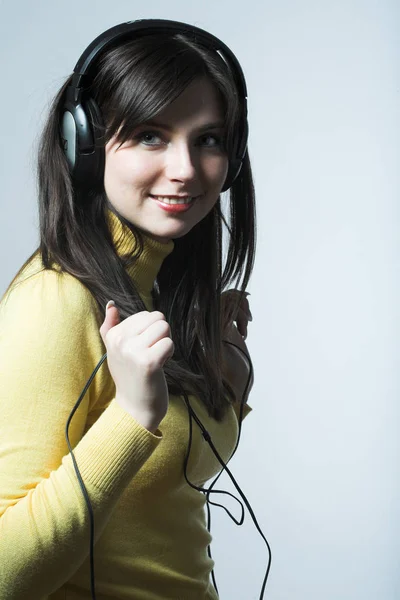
2;32;256;421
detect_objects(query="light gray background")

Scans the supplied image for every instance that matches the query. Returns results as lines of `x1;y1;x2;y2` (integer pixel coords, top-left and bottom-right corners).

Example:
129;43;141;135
1;1;399;599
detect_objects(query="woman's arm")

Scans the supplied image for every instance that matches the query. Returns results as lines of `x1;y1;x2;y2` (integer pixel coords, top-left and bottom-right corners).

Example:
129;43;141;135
0;269;161;598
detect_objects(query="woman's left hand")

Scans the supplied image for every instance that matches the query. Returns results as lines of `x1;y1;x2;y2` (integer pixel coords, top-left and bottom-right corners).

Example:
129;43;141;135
220;289;254;403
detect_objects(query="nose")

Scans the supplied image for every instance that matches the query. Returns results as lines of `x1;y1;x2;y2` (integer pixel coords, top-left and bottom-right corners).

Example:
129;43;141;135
164;141;198;184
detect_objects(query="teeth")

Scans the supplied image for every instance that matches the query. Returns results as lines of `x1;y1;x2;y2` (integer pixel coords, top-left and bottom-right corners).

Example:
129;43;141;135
152;195;196;205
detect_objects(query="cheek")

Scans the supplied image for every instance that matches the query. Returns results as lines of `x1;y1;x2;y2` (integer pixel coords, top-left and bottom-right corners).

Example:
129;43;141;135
205;156;229;187
105;151;160;192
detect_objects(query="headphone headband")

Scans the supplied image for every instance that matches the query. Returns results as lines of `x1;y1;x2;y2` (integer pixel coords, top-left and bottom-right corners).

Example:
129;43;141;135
61;18;248;192
73;20;247;98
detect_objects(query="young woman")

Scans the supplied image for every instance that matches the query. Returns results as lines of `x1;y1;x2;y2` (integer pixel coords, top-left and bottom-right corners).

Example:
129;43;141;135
0;19;256;600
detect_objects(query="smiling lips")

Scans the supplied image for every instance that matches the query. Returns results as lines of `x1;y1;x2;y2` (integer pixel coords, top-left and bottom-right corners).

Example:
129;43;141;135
149;194;200;205
151;195;198;213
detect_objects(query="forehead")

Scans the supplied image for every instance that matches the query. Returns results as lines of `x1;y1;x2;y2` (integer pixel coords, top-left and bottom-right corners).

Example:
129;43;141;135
154;77;224;126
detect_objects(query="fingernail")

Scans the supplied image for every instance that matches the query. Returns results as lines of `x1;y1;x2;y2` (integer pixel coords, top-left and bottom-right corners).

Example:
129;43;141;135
106;300;115;311
248;312;253;322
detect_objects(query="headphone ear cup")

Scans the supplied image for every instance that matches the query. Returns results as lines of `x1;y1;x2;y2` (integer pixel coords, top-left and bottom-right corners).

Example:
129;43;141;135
221;159;242;192
221;109;248;192
75;97;105;190
61;93;105;191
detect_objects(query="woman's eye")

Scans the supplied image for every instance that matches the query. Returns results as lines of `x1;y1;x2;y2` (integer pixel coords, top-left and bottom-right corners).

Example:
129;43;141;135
132;130;224;149
199;134;223;148
137;131;164;146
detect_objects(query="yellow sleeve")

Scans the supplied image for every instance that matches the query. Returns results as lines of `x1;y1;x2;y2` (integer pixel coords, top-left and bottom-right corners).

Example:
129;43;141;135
0;267;162;598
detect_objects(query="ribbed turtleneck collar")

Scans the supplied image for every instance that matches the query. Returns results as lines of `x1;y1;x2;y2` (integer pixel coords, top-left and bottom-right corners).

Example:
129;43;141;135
106;208;175;303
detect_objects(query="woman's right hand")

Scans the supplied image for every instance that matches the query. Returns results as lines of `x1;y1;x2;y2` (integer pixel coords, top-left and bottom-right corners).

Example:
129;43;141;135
99;302;174;432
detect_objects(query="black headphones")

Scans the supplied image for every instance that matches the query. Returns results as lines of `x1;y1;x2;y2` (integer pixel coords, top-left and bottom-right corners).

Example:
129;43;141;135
60;18;249;193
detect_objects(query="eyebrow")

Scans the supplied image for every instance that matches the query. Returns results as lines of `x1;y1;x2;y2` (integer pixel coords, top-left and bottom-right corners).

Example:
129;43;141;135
143;119;225;132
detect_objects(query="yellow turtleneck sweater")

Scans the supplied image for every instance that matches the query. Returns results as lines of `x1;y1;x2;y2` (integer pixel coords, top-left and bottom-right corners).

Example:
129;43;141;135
0;209;252;600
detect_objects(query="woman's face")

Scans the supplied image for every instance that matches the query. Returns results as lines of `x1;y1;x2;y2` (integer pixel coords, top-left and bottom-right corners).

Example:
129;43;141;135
104;77;229;244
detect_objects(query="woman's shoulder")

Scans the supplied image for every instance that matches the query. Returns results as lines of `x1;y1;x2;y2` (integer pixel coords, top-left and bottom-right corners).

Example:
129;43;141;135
1;253;99;325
